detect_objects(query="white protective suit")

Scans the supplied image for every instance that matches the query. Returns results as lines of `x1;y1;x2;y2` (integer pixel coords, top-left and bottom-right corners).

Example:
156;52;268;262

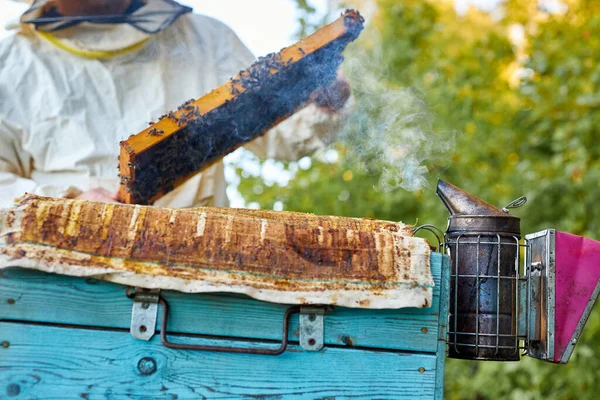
0;11;350;208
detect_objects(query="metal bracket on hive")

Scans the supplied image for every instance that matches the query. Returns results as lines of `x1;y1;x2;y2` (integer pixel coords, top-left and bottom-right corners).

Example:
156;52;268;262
299;306;330;351
126;287;161;341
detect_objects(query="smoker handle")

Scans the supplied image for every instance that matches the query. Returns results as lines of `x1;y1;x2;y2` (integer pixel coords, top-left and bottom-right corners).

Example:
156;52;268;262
158;296;301;356
413;224;444;252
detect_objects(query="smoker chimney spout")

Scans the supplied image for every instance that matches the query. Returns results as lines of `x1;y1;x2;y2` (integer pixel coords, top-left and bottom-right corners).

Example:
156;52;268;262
436;179;521;236
436;179;507;216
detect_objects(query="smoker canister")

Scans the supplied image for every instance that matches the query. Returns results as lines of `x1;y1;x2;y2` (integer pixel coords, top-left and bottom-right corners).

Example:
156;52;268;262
437;180;522;361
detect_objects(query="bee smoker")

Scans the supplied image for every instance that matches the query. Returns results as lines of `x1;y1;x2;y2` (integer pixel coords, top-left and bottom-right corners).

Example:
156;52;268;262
431;179;600;363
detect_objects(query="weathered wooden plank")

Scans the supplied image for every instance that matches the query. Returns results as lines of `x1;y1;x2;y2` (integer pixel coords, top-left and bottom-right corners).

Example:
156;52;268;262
0;254;445;353
434;254;450;400
0;254;444;353
0;322;437;399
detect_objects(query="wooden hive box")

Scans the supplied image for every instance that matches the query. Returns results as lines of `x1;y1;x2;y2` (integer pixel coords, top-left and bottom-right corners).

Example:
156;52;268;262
0;196;450;399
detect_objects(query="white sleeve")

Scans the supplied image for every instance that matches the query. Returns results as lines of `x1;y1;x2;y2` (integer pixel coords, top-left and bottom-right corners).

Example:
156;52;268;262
214;22;353;162
244;99;353;161
0;118;81;208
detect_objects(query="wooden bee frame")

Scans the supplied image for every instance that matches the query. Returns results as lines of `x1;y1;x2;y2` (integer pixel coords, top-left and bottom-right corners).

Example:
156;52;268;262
116;10;364;204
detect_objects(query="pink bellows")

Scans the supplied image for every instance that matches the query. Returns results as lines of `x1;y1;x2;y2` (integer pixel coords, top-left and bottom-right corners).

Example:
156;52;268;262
554;231;600;363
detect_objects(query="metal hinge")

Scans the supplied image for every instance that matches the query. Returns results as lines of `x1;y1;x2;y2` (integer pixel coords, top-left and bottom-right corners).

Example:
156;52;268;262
126;288;160;341
299;306;327;351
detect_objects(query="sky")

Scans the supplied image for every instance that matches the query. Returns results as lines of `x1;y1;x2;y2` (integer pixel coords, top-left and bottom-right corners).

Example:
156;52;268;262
180;0;302;56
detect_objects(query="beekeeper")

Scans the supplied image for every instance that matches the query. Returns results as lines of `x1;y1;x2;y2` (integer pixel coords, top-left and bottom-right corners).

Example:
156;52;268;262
0;0;351;208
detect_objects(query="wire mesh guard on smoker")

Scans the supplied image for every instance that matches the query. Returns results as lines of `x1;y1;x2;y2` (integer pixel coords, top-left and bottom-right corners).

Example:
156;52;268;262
436;180;525;360
426;179;600;363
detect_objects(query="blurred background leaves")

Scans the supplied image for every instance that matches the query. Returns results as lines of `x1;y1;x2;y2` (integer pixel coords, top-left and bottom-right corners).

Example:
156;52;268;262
236;0;600;398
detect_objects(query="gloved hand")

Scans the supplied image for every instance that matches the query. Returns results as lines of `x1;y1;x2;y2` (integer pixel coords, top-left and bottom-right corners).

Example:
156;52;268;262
311;70;351;113
76;188;119;203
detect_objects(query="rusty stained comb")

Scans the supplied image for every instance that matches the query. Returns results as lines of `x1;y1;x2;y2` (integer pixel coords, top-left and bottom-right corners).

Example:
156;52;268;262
117;10;364;204
0;194;432;309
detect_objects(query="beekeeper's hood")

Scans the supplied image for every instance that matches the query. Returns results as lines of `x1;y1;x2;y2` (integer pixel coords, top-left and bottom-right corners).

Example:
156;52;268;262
8;0;192;53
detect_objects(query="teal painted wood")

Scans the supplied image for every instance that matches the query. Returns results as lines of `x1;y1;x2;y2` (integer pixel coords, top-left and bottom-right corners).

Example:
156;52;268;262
0;321;438;399
434;254;450;400
0;253;446;353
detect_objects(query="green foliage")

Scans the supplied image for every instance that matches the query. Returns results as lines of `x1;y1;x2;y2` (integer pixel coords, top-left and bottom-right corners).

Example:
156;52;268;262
237;0;600;397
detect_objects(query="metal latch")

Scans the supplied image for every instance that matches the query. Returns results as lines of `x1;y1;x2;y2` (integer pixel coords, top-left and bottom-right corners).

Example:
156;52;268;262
299;306;327;351
126;288;160;341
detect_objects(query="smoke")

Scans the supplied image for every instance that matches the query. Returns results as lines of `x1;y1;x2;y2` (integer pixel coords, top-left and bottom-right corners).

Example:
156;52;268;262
339;37;455;192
